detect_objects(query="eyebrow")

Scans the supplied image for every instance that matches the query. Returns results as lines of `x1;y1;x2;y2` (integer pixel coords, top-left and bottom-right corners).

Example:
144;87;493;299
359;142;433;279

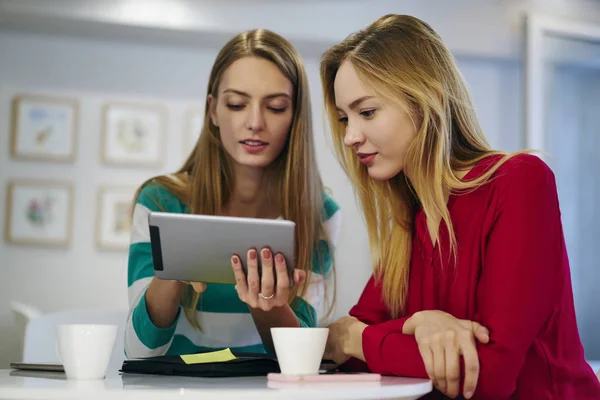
222;88;292;100
336;95;375;112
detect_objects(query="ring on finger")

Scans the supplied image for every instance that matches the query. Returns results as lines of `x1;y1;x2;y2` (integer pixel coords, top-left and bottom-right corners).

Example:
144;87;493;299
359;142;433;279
258;292;275;300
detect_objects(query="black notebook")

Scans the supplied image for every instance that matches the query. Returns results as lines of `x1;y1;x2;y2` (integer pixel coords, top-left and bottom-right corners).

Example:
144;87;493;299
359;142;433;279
120;351;281;378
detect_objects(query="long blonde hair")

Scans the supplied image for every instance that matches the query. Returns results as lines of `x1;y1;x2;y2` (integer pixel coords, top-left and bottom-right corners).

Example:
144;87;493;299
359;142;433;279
321;14;517;318
137;29;330;329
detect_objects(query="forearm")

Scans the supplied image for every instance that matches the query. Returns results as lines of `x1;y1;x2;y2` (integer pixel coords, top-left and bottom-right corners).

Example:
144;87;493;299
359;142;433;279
250;304;300;353
145;278;184;328
356;317;428;377
361;329;429;377
126;279;182;358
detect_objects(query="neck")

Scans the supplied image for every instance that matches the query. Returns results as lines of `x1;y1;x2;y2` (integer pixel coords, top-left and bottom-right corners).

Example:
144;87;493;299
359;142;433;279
225;163;276;219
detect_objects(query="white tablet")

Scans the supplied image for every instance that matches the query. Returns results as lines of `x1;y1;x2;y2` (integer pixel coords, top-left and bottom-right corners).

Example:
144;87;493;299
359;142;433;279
148;212;296;285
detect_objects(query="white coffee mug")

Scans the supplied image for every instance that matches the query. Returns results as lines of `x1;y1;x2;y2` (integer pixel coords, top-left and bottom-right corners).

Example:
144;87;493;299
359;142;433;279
56;324;118;380
271;327;329;376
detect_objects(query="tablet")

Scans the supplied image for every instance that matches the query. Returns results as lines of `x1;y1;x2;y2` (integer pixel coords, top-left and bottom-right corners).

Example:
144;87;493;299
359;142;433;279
148;212;296;285
10;362;64;373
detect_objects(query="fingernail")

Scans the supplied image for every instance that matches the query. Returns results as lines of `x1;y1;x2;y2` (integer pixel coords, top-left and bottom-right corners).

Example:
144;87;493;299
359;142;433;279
262;249;271;260
249;249;257;260
275;254;284;263
232;256;239;265
465;391;473;399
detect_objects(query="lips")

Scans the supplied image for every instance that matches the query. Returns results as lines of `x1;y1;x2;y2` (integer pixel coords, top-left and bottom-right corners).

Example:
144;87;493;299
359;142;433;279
240;139;269;154
357;152;377;165
239;139;268;146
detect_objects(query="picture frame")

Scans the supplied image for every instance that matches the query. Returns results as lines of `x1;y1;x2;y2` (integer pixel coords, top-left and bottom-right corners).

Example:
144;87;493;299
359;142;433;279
101;102;166;167
4;180;74;246
10;94;78;162
95;185;136;251
184;108;204;156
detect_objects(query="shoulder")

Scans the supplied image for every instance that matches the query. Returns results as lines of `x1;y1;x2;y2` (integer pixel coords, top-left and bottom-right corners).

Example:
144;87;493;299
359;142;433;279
320;190;342;242
472;153;559;212
494;153;553;179
489;153;556;193
136;177;186;213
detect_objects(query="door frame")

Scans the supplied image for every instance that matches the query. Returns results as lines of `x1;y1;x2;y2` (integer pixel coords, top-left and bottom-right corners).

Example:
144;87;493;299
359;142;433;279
524;14;600;156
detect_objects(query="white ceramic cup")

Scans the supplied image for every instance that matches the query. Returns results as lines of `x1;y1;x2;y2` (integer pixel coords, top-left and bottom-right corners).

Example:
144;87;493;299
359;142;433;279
56;324;118;380
271;327;329;376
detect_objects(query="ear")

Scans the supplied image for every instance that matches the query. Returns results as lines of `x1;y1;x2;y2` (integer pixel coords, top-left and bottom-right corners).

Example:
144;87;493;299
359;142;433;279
207;94;219;127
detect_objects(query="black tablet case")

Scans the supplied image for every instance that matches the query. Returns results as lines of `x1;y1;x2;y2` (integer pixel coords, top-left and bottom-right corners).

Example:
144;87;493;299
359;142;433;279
120;351;280;378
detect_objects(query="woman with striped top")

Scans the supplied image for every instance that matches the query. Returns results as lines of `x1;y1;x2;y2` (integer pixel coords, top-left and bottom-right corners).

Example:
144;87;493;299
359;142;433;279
125;29;341;359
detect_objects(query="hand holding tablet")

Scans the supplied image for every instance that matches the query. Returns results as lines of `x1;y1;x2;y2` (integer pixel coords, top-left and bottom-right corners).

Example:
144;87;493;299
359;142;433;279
148;212;298;306
231;247;306;310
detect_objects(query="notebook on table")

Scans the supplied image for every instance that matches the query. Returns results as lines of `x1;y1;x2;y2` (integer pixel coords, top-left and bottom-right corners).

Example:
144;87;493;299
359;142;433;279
120;349;281;378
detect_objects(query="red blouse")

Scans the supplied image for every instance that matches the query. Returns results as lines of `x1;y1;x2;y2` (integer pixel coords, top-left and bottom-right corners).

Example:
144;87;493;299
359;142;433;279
346;154;600;399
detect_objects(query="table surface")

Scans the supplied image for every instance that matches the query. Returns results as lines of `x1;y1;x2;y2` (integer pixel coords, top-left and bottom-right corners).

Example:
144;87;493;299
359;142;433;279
0;369;432;400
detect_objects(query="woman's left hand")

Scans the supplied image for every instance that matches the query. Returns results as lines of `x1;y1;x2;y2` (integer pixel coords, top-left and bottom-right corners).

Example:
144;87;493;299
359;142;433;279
232;248;306;311
324;316;368;365
403;310;489;399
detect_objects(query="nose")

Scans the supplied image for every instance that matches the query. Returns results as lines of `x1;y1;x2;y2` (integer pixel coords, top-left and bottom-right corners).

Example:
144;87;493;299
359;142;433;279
245;104;265;132
343;121;365;148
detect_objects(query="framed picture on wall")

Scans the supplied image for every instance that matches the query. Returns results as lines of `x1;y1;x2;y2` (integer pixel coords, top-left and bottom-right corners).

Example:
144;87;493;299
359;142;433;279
101;102;166;167
96;186;136;251
185;109;204;155
10;94;78;162
4;180;73;246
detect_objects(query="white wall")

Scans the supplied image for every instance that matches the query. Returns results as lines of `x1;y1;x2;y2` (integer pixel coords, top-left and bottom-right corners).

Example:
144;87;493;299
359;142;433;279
0;32;211;366
457;58;523;152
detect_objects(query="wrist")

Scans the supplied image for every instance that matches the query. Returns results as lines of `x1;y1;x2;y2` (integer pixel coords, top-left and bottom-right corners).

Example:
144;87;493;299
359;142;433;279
403;311;425;334
249;304;300;326
345;319;367;359
249;303;288;314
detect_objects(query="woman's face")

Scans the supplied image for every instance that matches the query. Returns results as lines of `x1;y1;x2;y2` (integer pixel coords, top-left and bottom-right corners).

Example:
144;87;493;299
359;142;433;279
334;60;417;180
209;56;294;170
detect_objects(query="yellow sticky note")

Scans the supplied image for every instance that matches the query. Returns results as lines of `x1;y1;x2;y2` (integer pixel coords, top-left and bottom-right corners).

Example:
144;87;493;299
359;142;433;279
180;348;238;365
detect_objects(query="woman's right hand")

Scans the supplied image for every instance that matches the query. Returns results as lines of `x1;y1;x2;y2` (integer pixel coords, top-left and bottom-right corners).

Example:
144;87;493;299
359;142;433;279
402;310;490;399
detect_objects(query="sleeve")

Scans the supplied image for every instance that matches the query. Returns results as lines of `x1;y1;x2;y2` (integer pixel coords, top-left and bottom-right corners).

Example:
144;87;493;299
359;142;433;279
343;276;426;375
292;192;342;328
346;155;567;399
124;184;181;359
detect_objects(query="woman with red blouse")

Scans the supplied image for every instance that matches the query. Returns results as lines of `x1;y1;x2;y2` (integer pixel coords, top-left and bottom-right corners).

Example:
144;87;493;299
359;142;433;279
320;14;600;400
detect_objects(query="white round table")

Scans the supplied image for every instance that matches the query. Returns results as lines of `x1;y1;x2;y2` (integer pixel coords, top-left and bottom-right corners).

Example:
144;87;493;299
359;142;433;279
0;369;432;400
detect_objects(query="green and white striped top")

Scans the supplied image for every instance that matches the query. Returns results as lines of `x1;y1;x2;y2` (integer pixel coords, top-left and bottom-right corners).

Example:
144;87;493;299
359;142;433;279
124;180;342;359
